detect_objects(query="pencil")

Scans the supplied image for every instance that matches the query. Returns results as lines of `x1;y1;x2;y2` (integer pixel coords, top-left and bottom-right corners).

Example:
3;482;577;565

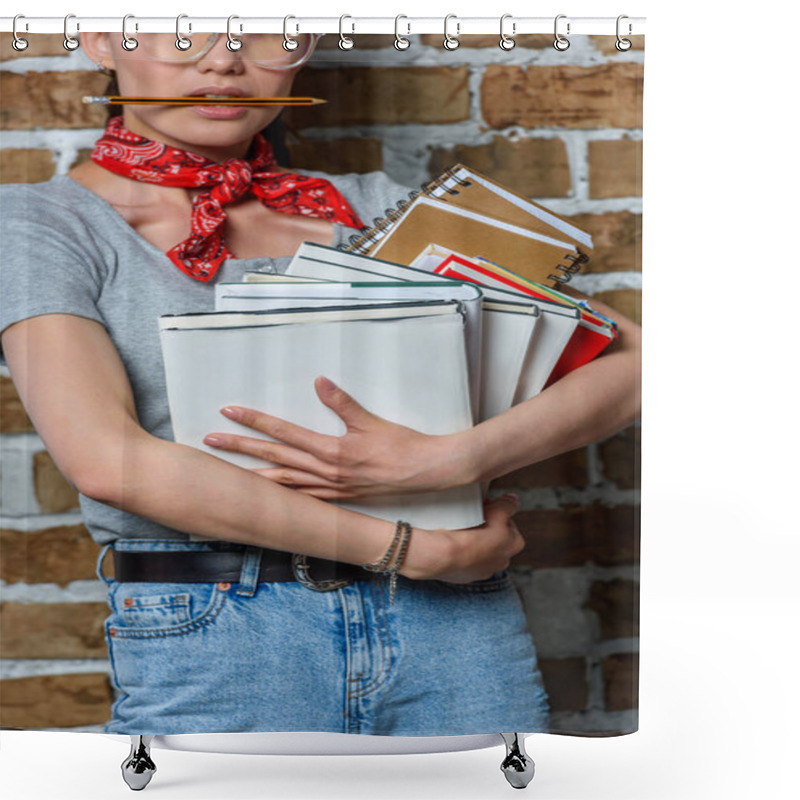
82;96;326;107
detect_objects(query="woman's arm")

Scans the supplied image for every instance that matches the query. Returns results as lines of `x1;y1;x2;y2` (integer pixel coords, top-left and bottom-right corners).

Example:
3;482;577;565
1;313;524;582
204;290;641;496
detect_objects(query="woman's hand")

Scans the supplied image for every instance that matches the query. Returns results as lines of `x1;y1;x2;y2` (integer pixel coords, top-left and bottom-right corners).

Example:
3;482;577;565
203;376;475;499
402;494;526;584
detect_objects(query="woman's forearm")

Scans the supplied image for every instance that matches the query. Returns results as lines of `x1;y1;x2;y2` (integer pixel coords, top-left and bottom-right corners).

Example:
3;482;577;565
87;423;398;566
450;307;641;486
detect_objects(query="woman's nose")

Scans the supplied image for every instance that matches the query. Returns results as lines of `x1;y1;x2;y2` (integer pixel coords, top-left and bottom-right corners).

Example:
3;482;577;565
195;36;245;74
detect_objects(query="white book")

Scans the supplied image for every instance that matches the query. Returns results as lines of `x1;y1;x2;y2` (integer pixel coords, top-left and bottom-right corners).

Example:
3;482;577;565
159;303;483;531
285;242;560;418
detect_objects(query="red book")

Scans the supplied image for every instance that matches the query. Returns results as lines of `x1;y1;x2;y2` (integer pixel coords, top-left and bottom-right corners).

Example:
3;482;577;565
431;253;617;386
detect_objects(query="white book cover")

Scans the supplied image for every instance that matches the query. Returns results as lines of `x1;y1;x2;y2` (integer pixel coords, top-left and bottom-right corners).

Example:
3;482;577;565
159;306;482;531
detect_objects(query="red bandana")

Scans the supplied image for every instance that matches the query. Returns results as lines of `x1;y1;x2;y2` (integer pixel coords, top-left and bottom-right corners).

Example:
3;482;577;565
90;116;364;282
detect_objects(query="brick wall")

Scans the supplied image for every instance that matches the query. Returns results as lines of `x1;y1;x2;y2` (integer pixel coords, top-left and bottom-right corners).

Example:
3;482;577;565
0;33;643;733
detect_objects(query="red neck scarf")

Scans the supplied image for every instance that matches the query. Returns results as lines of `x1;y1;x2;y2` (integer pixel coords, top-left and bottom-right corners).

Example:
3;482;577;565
90;116;364;282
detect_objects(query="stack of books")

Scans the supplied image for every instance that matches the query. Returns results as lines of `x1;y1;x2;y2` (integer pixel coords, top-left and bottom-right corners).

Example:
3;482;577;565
159;164;617;530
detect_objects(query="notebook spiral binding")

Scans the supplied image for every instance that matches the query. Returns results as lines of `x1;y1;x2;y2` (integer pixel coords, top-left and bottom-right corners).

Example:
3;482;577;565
345;165;589;285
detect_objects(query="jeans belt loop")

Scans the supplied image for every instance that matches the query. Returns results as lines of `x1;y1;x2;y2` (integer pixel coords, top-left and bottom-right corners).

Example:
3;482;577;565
236;546;263;597
291;553;354;592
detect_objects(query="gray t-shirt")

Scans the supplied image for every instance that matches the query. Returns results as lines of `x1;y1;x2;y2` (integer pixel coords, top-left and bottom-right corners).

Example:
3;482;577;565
0;170;413;545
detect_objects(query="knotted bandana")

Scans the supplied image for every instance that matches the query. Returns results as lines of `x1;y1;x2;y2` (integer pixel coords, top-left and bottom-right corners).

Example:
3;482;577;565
91;116;364;282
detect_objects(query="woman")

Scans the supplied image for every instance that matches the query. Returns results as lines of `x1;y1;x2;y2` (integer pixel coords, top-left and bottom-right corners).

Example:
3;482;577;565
0;32;640;736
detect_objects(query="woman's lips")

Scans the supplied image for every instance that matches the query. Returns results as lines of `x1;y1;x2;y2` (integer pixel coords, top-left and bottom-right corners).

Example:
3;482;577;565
191;104;250;120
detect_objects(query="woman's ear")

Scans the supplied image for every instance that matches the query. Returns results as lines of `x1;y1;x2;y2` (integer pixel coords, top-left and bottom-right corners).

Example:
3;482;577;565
81;32;115;71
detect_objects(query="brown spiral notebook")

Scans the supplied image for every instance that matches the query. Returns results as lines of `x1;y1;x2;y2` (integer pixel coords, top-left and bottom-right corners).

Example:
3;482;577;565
345;164;593;288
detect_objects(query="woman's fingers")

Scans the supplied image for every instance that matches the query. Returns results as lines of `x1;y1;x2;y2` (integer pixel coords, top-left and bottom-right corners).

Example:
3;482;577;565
250;469;358;499
484;493;521;522
314;376;376;428
218;405;340;461
203;432;337;476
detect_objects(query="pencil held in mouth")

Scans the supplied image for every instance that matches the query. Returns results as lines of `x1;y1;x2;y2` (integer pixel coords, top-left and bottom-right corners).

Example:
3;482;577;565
82;96;327;107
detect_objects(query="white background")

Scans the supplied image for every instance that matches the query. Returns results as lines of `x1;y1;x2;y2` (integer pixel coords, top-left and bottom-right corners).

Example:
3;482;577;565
2;1;799;798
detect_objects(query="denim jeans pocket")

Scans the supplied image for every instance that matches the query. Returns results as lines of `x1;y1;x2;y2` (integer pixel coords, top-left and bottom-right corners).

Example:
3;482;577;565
107;581;228;639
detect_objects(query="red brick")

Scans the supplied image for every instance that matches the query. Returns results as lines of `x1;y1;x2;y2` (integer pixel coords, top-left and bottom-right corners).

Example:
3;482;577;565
589;139;642;198
585;579;639;639
0;33;66;58
0;673;112;729
598;424;640;489
33;451;80;513
492;449;589;490
0;148;56;184
573;212;641;273
0;70;108;131
539;658;589;712
481;64;644;130
419;34;552;49
288;66;470;127
512;504;640;568
0;602;108;659
0;524;99;586
602;652;639;711
287;137;383;173
0;374;34;433
428;135;571;198
589;35;646;57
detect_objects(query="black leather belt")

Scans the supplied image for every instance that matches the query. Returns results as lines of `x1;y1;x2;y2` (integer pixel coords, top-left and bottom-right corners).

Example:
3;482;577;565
113;548;376;592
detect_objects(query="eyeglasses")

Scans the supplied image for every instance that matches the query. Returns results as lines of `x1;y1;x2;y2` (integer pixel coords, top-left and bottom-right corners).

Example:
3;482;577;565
115;33;321;70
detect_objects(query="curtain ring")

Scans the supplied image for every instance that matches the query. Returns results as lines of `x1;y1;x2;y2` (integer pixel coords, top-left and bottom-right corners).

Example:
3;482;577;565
12;15;29;51
63;13;80;51
443;14;460;51
176;14;192;51
616;15;633;51
394;15;411;51
283;15;299;51
227;15;243;51
339;15;355;50
499;14;516;51
121;15;138;52
553;14;570;51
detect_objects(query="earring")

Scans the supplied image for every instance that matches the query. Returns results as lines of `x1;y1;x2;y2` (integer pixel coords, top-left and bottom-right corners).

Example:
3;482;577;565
94;62;112;75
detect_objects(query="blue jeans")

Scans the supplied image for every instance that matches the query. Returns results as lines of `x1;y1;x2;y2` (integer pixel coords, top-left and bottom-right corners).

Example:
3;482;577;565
97;539;549;736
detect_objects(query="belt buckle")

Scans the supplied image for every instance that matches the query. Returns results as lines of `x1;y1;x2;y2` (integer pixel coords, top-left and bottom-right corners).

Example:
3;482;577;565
291;553;353;592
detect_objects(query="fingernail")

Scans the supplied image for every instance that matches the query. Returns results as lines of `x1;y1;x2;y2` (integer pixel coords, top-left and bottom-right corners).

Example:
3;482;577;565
317;376;336;392
502;493;520;504
220;406;239;419
203;435;223;447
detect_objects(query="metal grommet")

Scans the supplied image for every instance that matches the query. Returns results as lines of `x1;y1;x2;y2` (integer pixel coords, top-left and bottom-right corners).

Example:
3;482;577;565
175;13;192;51
121;14;138;52
616;15;633;51
12;15;29;51
499;13;516;51
283;15;299;52
338;15;355;50
226;15;243;51
443;14;460;51
553;14;570;51
394;14;411;51
63;13;80;51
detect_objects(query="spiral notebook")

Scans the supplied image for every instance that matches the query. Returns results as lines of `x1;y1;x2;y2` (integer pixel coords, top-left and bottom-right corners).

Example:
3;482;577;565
345;164;593;287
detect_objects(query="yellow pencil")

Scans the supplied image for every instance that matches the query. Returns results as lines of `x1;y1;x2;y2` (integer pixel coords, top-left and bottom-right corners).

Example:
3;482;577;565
82;96;326;107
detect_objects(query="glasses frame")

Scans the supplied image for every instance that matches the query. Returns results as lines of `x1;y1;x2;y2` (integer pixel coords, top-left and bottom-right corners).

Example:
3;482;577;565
117;32;324;71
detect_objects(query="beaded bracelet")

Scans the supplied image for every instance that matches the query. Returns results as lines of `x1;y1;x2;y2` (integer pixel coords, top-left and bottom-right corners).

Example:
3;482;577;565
361;520;413;605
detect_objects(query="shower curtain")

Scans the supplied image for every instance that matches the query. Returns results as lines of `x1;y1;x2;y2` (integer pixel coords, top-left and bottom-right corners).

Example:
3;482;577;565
0;22;642;747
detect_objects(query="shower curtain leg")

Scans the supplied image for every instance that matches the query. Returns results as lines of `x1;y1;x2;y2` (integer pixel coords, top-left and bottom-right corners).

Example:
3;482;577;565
499;733;535;789
121;735;157;791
